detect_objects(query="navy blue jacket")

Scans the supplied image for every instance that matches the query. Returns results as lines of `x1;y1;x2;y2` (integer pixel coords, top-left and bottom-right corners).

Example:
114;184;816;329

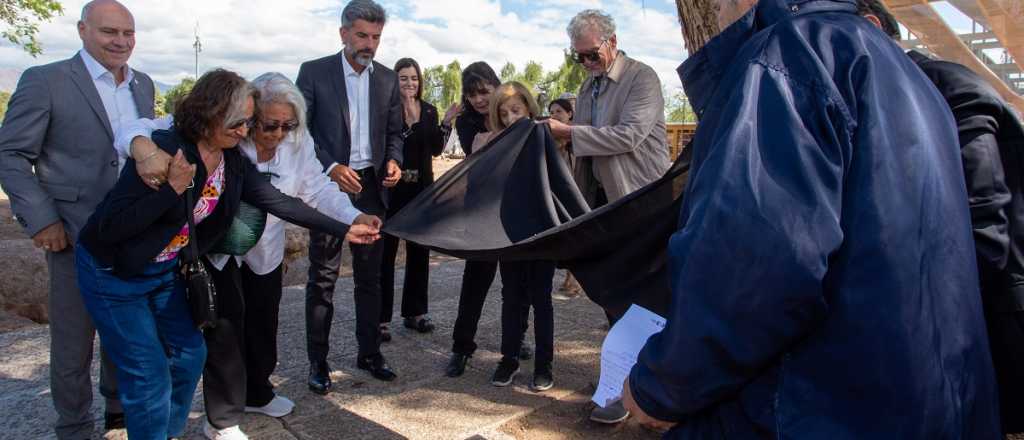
628;0;1000;437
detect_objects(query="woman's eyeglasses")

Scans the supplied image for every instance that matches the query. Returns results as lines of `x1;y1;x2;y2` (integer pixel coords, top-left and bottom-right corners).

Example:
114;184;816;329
227;117;257;130
572;39;608;64
258;120;300;133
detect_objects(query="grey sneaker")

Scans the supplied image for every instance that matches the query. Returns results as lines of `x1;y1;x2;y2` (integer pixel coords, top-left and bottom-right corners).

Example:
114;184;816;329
590;400;630;424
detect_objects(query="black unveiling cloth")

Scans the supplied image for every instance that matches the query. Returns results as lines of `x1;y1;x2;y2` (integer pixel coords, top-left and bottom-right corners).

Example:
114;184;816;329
384;118;689;317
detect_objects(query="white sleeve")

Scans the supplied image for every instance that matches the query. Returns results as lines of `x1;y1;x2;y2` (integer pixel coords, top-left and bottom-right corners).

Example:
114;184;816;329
113;115;173;159
295;134;362;225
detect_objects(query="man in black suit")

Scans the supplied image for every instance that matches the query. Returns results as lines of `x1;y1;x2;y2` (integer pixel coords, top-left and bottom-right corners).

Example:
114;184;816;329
297;0;403;389
859;0;1024;434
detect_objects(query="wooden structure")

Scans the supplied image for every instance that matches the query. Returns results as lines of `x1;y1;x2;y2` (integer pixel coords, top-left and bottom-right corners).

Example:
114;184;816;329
881;0;1023;114
667;123;697;160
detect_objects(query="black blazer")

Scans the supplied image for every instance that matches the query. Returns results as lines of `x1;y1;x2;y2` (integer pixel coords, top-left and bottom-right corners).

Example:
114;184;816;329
78;129;351;277
296;52;404;205
402;101;445;183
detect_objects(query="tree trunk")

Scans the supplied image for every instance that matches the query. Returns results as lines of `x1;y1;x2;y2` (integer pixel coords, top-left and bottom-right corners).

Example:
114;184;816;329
675;0;721;54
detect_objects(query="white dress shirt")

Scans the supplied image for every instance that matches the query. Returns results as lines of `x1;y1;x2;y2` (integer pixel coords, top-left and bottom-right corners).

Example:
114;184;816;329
336;54;374;171
114;117;364;275
80;49;139;171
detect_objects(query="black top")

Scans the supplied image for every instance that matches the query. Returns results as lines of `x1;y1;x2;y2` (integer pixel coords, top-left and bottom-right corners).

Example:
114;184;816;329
79;129;351;278
401;100;445;182
455;108;487;156
909;50;1024;300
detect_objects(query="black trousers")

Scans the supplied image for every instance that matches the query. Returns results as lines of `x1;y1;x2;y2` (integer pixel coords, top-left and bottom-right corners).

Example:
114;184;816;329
379;235;430;322
306;167;387;361
380;180;430;323
499;261;556;367
451;260;530;355
203;259;284;428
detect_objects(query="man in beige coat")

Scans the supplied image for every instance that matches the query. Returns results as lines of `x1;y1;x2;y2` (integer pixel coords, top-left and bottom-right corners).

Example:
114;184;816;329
545;9;670;205
543;8;671;426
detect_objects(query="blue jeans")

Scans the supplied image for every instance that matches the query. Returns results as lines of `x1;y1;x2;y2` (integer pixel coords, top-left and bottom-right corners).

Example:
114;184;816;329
76;246;206;440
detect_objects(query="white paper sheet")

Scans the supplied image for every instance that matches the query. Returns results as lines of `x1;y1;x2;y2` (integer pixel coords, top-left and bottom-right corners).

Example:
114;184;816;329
592;304;667;408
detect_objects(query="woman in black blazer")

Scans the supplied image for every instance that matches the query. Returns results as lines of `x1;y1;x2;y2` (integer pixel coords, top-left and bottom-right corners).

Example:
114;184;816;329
379;58;445;339
75;69;380;440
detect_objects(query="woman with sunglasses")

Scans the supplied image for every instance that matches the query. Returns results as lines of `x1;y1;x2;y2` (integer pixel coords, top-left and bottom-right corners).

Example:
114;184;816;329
112;72;382;440
77;69;380;440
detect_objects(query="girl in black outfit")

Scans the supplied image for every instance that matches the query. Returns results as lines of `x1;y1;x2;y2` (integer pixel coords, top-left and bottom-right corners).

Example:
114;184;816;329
379;58;445;339
443;62;531;377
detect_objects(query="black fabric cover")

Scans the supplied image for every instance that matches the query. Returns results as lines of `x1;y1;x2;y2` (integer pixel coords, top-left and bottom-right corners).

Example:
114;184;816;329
384;118;689;317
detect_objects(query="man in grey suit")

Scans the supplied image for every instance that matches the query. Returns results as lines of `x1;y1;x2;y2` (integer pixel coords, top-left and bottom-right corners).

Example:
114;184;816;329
297;0;404;391
0;1;155;438
542;9;670;426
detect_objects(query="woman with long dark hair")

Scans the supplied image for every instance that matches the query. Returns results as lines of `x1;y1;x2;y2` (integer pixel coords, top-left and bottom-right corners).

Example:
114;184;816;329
378;58;445;340
442;62;531;377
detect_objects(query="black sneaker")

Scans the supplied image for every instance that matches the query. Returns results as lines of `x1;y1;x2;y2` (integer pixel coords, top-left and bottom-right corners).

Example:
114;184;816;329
490;357;520;387
531;365;554;392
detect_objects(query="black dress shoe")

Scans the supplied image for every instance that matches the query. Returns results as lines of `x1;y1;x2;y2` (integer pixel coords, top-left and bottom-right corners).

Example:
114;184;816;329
357;354;397;381
445;352;470;377
104;411;125;430
403;316;436;333
307;361;332;395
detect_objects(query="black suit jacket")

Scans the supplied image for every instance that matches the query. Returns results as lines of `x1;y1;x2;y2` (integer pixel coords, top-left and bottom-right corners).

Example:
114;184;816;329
296;52;404;206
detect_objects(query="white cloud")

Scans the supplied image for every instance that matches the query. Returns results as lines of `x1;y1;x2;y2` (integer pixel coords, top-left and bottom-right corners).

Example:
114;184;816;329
0;0;687;91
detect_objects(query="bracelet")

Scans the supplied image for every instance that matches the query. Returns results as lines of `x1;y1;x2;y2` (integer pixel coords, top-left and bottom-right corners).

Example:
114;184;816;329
137;149;159;164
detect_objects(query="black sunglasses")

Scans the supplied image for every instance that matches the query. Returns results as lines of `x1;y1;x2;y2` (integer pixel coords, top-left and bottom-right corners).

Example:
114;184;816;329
258;120;300;133
572;39;608;64
227;116;257;130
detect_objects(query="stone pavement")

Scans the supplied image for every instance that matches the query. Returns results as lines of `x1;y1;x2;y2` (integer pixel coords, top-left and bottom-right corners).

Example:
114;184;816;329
0;256;661;440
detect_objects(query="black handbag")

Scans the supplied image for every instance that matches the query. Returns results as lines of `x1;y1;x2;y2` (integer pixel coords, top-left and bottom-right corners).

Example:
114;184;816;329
180;184;218;330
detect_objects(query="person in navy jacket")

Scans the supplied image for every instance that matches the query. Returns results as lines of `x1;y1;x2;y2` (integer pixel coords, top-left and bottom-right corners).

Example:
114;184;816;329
622;0;1001;437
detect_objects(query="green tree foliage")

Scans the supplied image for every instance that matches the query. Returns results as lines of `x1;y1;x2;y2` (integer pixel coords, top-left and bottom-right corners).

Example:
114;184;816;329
441;60;461;110
538;51;587;112
0;90;11;122
154;88;167;117
162;77;195;116
421;61;462;113
1;0;63;57
421;64;445;110
500;62;516;83
664;88;696;123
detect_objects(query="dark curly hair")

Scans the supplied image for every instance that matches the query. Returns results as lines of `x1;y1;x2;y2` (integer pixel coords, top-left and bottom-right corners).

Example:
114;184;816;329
173;68;258;144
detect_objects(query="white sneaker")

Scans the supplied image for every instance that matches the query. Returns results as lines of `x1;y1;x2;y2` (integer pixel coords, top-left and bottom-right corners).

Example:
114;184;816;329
245;394;295;418
203;421;249;440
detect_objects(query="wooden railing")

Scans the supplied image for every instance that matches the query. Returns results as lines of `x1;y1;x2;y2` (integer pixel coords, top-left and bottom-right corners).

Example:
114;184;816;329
667;123;698;160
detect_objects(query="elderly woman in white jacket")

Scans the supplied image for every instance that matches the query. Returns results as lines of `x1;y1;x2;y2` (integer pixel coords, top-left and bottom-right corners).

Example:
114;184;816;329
114;72;377;440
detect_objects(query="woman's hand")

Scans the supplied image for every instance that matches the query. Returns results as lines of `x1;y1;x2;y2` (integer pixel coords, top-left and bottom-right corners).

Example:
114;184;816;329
353;213;383;229
346;225;382;245
166;150;196;195
442;103;462;127
131;136;172;190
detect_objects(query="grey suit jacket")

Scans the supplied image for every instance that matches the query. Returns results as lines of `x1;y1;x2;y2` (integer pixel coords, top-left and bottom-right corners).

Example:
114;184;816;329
572;52;670;202
296;52;404;206
0;53;156;241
